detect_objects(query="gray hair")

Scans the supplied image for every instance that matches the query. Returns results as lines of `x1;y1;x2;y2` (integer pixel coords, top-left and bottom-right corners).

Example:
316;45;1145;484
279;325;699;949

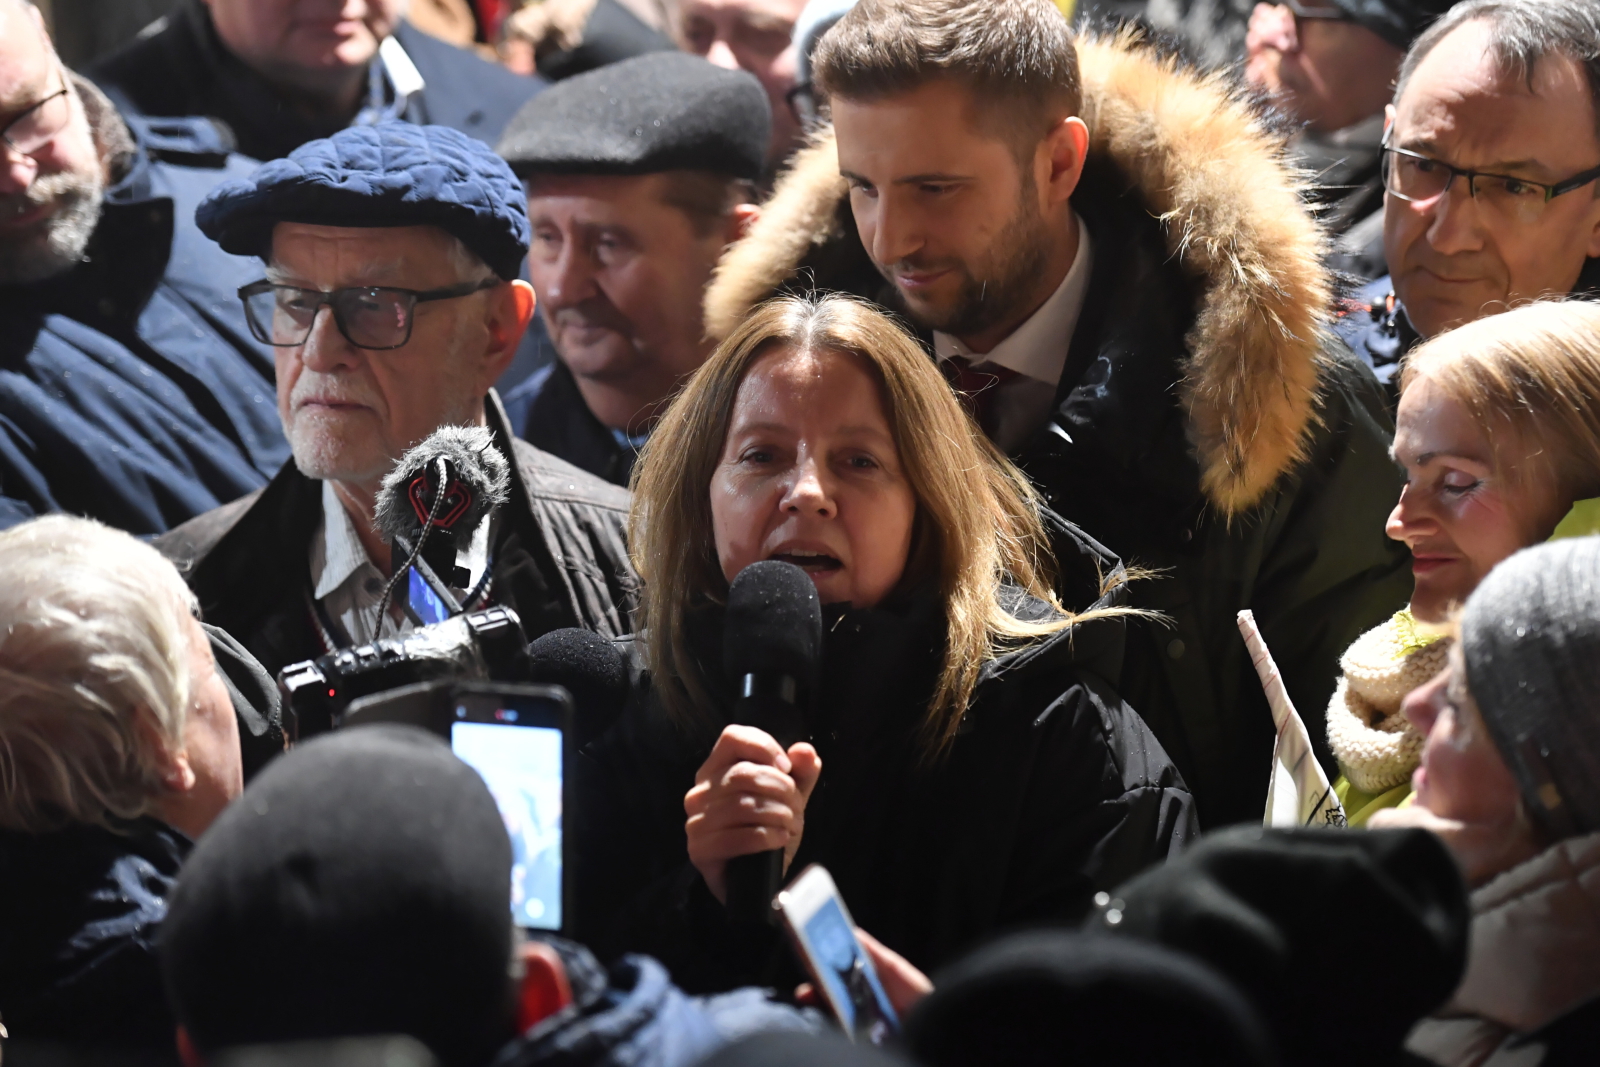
0;516;200;833
1395;0;1600;138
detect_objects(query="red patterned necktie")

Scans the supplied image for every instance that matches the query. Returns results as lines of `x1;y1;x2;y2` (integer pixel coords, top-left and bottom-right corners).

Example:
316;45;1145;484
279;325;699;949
941;356;1020;436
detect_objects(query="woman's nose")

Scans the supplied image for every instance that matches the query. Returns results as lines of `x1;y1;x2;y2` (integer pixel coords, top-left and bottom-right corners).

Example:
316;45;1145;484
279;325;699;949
1402;669;1448;737
1386;483;1434;545
781;458;837;517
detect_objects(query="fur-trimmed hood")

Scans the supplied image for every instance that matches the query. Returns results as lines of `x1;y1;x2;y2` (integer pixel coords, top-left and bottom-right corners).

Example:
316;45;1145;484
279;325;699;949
704;30;1334;517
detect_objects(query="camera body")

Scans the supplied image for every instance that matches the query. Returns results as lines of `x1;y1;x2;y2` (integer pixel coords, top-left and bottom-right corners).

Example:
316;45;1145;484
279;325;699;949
278;607;533;738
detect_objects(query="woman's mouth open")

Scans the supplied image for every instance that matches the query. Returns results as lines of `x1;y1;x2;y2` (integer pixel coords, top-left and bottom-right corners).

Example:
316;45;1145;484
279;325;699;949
770;549;843;575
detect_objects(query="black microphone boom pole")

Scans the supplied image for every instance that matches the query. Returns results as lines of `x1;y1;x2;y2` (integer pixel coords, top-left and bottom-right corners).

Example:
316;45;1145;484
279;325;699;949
722;560;823;926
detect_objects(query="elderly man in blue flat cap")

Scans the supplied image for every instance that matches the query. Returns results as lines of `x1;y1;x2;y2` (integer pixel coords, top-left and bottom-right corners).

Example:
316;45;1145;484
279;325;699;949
156;121;635;699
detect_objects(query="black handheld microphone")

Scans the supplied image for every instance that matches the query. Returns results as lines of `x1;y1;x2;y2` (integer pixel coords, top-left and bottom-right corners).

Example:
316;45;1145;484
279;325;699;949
721;560;823;926
526;627;631;748
373;425;511;621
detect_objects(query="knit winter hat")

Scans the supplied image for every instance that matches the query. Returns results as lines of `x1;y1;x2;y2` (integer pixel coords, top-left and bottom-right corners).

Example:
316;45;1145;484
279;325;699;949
1460;536;1600;840
160;725;514;1066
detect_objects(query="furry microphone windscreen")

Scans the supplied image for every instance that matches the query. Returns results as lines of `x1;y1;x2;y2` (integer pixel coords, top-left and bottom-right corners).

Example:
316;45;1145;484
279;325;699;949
374;425;511;552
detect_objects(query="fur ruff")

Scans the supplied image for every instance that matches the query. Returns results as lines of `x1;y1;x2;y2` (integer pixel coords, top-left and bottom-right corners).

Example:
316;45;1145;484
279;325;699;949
704;29;1333;515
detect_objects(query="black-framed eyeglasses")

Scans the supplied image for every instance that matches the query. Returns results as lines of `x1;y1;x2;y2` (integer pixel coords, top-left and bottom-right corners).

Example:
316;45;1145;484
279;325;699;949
238;278;500;351
1381;142;1600;224
1;76;71;156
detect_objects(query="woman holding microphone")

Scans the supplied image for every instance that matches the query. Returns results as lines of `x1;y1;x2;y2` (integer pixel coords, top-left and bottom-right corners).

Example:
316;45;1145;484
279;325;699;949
574;294;1195;992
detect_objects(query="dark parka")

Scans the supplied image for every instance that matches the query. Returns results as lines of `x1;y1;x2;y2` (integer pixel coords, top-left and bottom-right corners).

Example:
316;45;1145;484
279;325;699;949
1335;262;1600;402
153;394;636;693
702;32;1412;828
89;0;544;162
572;525;1198;994
0;80;288;533
503;359;639;488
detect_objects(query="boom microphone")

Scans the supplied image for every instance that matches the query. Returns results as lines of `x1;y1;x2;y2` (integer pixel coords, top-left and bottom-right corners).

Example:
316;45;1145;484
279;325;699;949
373;425;511;622
721;560;822;926
526;627;631;747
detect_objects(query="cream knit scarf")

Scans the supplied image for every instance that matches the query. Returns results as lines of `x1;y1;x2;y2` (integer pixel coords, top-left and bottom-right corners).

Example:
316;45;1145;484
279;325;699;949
1325;610;1450;794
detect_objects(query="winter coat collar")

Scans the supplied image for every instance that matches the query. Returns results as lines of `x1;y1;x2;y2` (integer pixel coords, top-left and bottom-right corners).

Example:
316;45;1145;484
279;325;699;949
1408;832;1600;1065
704;30;1332;517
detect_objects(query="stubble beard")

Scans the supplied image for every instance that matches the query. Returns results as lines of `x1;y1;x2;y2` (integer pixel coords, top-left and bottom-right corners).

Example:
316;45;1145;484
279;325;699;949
0;169;105;286
886;182;1055;341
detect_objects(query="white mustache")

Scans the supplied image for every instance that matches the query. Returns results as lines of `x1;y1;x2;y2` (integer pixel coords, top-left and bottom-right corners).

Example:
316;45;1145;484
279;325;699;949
289;373;381;410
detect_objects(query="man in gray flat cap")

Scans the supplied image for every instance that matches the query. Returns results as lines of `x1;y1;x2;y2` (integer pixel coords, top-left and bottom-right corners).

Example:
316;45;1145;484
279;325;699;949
496;51;767;486
156;121;636;702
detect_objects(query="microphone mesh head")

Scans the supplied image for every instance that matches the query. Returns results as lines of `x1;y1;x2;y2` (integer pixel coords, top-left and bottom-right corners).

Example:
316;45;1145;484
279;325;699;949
374;426;511;550
723;560;823;683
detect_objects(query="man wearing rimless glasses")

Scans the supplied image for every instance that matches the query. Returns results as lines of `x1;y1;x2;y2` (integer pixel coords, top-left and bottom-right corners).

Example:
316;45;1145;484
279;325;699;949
1336;0;1600;393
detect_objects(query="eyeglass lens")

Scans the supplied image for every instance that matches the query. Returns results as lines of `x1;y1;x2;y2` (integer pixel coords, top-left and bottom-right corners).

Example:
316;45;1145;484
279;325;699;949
3;91;70;155
244;287;417;349
1384;152;1551;223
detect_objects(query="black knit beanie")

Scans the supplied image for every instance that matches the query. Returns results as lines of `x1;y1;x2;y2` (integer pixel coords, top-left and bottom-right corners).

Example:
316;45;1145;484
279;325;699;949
160;725;515;1067
1461;536;1600;840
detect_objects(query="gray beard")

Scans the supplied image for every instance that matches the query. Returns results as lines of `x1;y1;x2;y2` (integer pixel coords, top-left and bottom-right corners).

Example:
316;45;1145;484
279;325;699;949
0;169;105;286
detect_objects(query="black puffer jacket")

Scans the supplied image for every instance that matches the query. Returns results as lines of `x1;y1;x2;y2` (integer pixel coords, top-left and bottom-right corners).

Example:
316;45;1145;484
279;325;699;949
571;542;1198;994
154;393;637;704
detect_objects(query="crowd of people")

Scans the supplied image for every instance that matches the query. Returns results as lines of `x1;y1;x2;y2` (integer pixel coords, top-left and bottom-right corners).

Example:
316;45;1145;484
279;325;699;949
2;0;1600;1063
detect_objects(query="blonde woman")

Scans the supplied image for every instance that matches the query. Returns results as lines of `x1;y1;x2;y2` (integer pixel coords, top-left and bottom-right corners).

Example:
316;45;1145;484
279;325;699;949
1331;301;1600;825
574;294;1196;992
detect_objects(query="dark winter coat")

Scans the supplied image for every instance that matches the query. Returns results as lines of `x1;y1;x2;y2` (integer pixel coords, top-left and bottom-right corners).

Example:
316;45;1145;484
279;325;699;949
571;540;1199;995
1335;262;1600;403
0;818;189;1050
700;32;1412;828
152;394;637;702
88;0;544;162
503;359;638;488
492;939;820;1067
0;81;287;533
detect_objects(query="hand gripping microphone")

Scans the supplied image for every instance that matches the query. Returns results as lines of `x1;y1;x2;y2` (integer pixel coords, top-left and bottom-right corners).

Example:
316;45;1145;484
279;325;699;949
373;425;511;625
721;560;823;926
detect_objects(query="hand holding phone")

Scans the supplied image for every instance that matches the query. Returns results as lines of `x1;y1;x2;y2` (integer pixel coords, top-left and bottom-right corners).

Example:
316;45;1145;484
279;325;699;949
776;865;902;1045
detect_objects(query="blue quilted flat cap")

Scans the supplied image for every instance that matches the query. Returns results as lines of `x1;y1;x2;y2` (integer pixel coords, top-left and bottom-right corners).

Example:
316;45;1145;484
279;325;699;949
196;123;531;280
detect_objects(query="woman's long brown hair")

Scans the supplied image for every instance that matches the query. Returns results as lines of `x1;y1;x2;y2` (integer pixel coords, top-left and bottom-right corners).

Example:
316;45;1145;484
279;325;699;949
629;294;1127;760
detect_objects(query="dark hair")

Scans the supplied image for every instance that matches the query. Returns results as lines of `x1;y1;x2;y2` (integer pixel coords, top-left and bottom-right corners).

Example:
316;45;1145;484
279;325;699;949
811;0;1081;154
1395;0;1600;139
655;169;757;238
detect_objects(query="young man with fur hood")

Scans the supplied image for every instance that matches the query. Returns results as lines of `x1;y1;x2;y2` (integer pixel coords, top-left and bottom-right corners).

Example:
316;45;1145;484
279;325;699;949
702;0;1412;827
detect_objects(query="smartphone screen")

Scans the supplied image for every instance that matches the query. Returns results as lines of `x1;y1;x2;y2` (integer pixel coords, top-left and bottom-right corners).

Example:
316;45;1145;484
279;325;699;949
450;717;563;930
801;895;900;1044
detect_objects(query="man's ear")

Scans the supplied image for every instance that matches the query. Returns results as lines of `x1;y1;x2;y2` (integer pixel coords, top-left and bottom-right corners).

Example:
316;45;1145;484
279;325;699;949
483;279;537;382
726;203;761;245
132;708;195;795
514;940;573;1034
1042;115;1090;207
177;1026;203;1067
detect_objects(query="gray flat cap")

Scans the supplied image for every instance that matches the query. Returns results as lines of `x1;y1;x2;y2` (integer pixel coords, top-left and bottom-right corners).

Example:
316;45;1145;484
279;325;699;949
496;51;771;180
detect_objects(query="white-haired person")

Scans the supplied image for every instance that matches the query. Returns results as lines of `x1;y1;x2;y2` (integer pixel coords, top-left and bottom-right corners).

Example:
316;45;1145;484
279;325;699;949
0;516;259;1051
1370;537;1600;1065
1329;301;1600;825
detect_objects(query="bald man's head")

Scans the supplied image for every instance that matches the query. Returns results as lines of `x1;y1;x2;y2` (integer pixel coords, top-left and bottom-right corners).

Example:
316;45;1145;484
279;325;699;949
0;0;106;285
